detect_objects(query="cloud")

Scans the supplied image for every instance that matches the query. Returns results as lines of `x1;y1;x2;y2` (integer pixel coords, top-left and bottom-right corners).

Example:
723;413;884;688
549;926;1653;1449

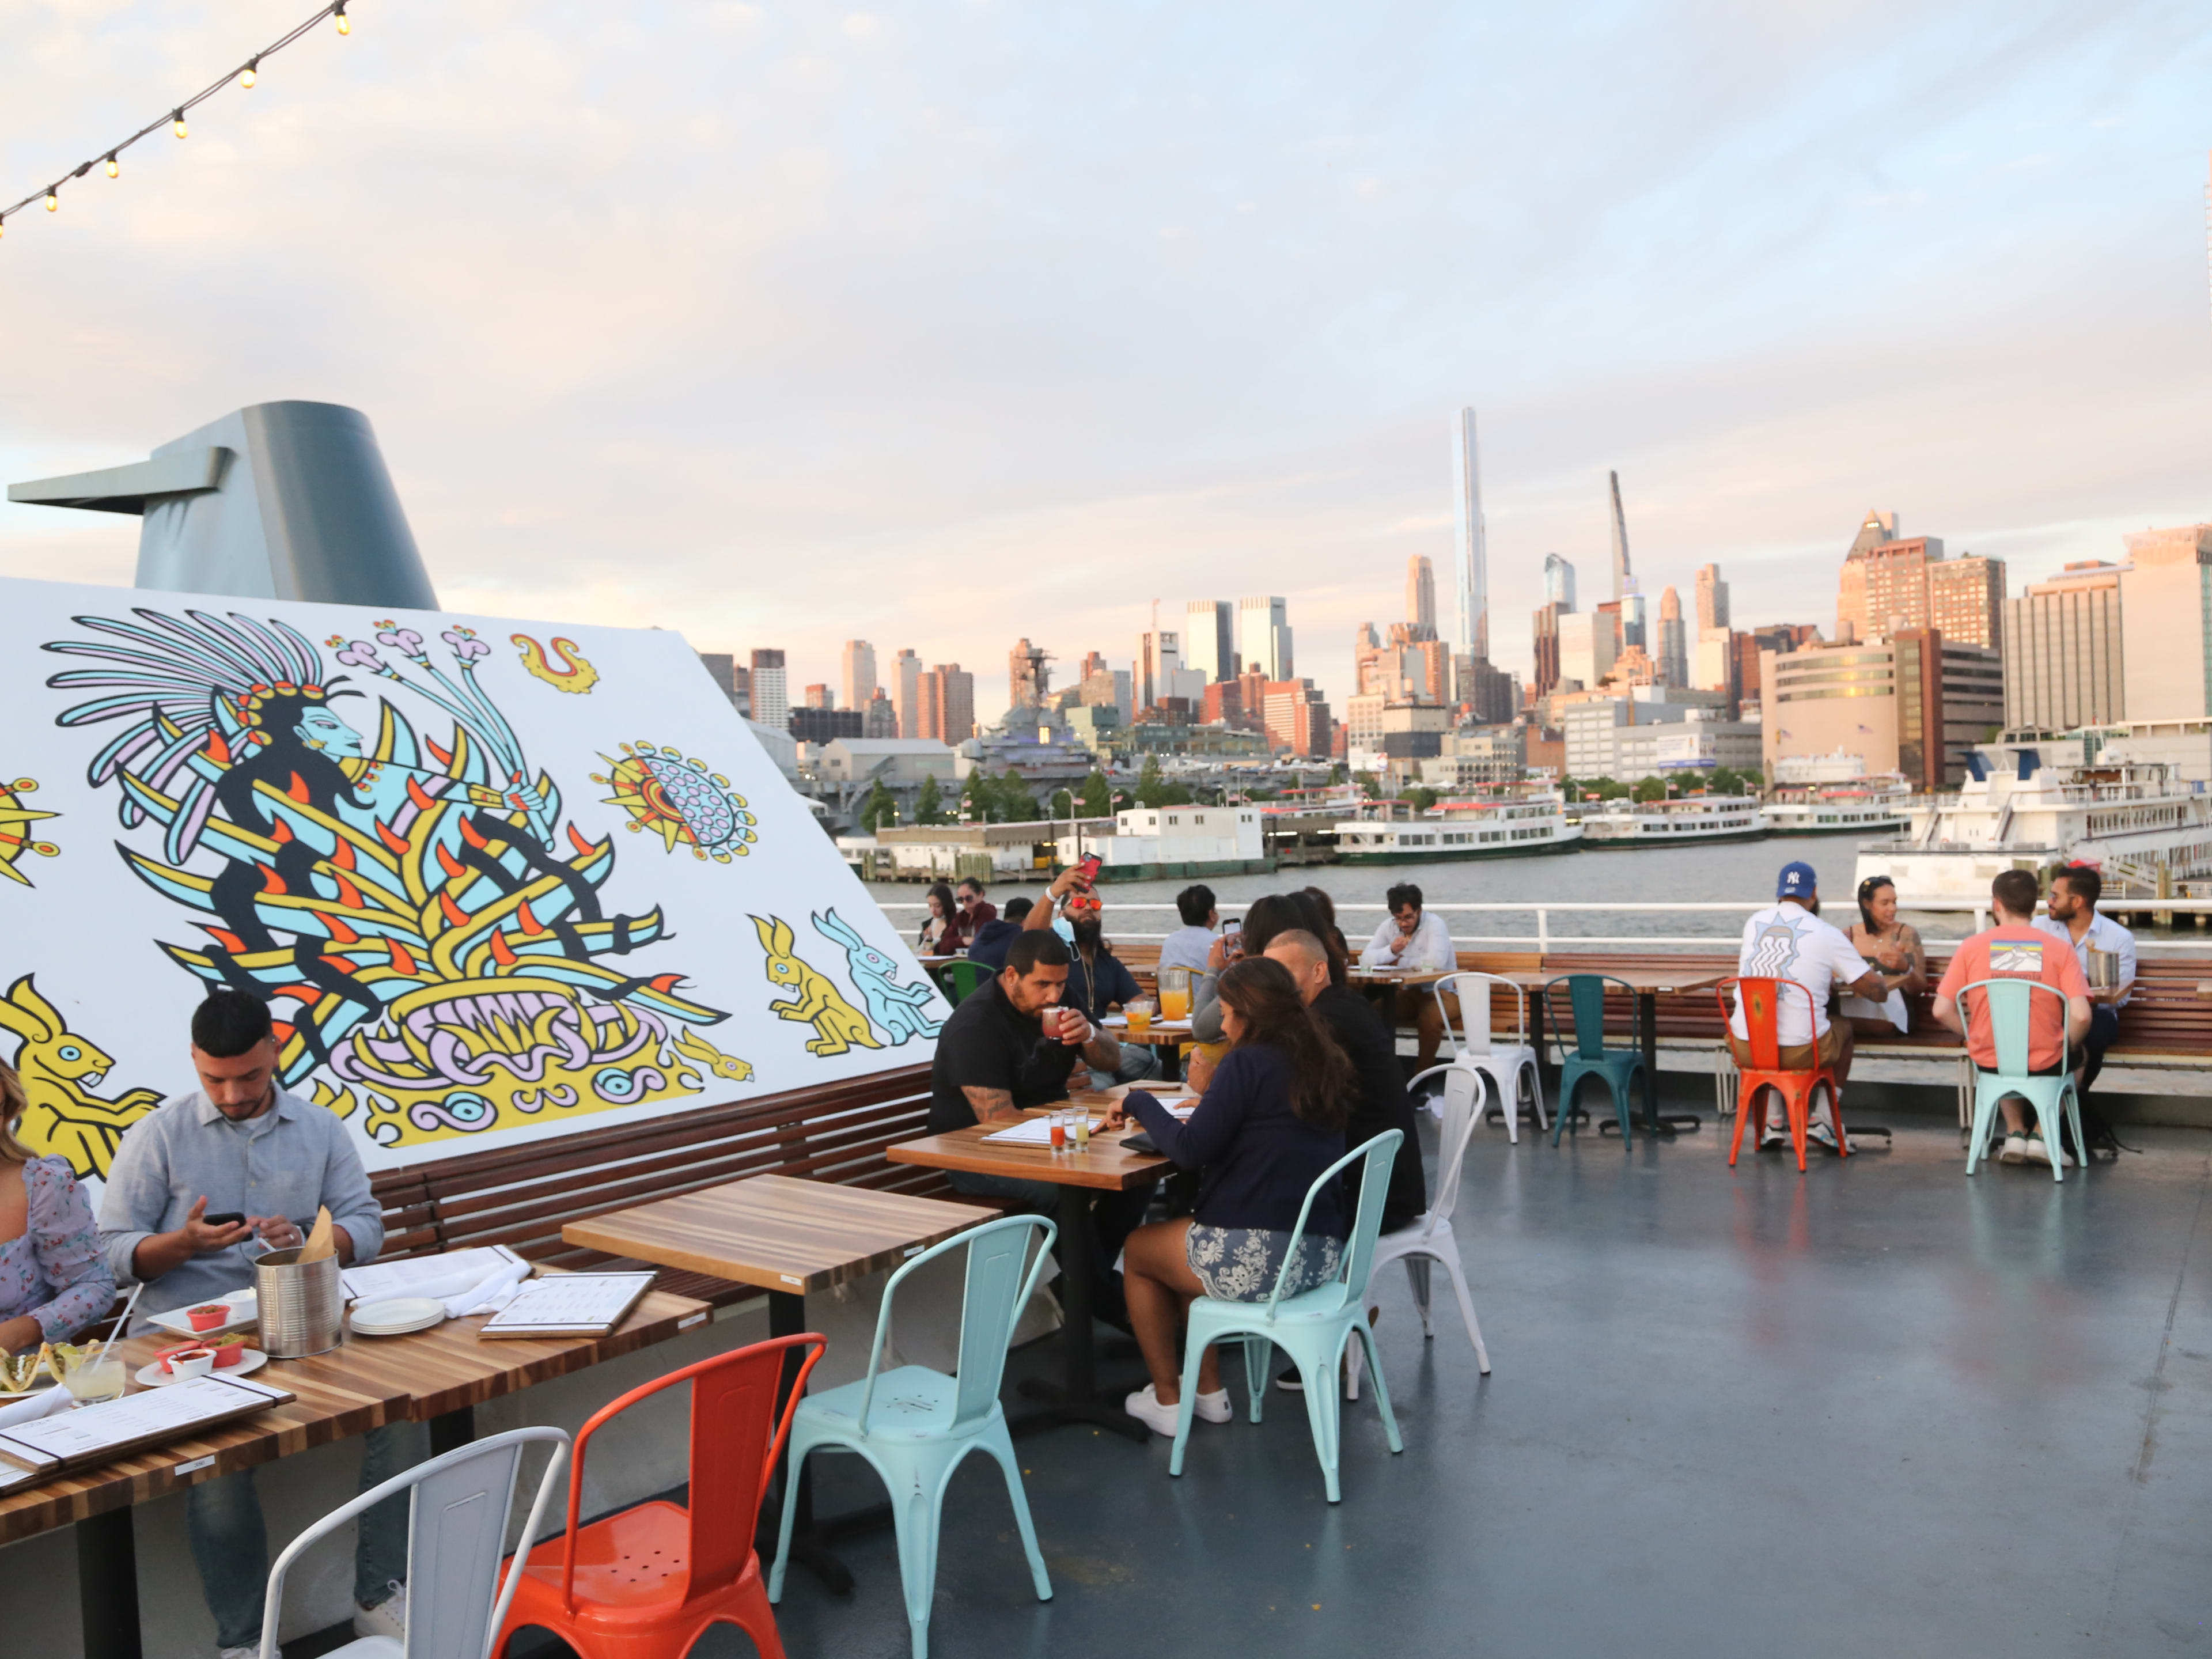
0;0;2206;718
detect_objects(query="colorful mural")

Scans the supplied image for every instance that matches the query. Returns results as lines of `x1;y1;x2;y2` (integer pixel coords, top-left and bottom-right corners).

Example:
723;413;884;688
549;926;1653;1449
593;741;758;862
0;776;59;886
0;975;162;1179
513;633;599;694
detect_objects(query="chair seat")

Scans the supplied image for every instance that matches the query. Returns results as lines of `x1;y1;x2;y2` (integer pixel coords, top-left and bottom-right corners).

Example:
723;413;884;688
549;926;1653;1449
1374;1214;1450;1256
1193;1282;1358;1332
512;1498;699;1614
797;1364;986;1442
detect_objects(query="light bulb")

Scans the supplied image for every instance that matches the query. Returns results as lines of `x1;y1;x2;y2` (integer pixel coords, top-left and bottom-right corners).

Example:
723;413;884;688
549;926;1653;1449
241;60;258;89
334;4;350;33
173;111;188;139
43;191;56;212
104;155;118;178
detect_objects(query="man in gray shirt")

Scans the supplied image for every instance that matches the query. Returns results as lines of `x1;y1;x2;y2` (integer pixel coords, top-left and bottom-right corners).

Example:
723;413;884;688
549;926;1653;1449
99;992;418;1657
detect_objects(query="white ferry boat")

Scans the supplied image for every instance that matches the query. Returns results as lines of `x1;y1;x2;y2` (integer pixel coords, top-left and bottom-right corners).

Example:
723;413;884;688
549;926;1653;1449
1854;743;2212;904
1764;777;1912;837
1577;795;1768;849
1334;791;1581;864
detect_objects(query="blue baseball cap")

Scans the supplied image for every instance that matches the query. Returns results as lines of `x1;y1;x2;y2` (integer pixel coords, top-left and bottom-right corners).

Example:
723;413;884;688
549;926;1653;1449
1777;861;1817;900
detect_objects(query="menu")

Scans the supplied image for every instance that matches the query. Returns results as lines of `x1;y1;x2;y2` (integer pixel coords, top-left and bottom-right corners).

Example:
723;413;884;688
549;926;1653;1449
0;1374;293;1476
478;1272;654;1339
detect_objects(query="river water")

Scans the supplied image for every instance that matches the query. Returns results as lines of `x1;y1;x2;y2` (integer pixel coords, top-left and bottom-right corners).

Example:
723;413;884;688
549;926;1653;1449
862;836;2076;950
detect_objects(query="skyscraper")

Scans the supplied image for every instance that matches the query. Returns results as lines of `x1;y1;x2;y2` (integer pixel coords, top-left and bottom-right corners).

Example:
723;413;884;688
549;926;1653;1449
839;639;877;715
1184;600;1235;682
918;664;975;742
1608;471;1631;603
1007;638;1050;712
1238;596;1293;681
748;649;788;730
891;648;922;738
1543;552;1575;610
1695;565;1729;632
1452;409;1488;660
1406;556;1437;641
1657;586;1688;687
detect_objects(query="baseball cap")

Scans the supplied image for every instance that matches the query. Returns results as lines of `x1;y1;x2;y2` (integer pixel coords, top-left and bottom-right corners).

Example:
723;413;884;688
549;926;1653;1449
1777;861;1817;901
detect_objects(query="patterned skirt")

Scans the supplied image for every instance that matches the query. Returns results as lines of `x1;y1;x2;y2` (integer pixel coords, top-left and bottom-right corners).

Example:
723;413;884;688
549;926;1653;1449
1185;1224;1344;1304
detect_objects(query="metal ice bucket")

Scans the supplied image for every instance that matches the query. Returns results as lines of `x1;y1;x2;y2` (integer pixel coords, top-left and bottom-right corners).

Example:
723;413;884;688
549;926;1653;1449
253;1246;344;1358
2086;947;2122;993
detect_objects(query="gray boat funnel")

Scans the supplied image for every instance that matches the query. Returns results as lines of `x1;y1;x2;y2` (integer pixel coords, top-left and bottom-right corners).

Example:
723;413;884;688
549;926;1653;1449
7;400;440;609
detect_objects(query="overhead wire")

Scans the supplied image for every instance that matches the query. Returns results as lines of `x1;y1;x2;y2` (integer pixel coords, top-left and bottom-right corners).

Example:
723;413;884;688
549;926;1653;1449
0;2;354;236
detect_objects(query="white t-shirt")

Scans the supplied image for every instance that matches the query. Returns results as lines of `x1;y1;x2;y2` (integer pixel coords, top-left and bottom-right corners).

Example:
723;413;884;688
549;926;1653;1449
1729;902;1873;1046
2032;912;2137;1007
1360;910;1456;971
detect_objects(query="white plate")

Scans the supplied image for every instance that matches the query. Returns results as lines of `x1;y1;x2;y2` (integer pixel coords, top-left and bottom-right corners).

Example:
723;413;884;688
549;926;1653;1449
349;1297;447;1337
135;1349;268;1387
147;1289;258;1339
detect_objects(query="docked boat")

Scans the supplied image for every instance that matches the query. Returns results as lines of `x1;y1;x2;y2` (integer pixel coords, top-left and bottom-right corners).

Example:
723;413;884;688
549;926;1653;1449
1764;778;1912;837
1854;743;2212;904
1334;790;1581;863
1576;795;1768;849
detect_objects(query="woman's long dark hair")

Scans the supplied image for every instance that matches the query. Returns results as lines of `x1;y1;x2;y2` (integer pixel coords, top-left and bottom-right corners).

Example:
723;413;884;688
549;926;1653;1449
924;883;956;924
1244;892;1347;986
1855;875;1896;934
1216;956;1351;1131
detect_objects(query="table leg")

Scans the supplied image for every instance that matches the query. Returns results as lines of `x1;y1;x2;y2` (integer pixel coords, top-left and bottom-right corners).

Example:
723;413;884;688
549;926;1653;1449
77;1506;141;1659
758;1287;861;1594
1624;991;1701;1137
1157;1041;1183;1084
428;1404;475;1457
1012;1187;1150;1442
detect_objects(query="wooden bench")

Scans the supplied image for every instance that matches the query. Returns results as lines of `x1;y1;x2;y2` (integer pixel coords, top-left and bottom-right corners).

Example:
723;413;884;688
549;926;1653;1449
365;1063;942;1309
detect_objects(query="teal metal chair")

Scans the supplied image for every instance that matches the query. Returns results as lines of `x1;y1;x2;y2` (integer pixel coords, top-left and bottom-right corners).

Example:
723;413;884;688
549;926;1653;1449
768;1213;1054;1658
1959;977;2085;1184
1167;1131;1407;1503
1543;975;1645;1146
936;957;990;1005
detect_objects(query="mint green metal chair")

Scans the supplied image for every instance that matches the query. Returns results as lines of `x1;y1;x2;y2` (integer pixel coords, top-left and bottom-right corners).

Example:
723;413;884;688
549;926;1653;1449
1543;975;1643;1146
1167;1131;1407;1503
1960;977;2084;1184
936;957;990;1005
768;1213;1054;1658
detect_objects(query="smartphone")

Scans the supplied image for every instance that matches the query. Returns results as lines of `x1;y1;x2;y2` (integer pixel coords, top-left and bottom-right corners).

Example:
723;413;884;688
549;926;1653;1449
1222;918;1243;959
1075;853;1102;886
202;1211;248;1228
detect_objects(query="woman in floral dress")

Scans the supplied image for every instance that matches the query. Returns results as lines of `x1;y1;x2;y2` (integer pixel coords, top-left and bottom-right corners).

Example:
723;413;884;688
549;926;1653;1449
1;1062;116;1356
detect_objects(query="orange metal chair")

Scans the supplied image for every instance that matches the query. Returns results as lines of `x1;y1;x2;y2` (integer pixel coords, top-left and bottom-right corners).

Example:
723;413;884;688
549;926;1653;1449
1717;976;1846;1173
495;1331;824;1659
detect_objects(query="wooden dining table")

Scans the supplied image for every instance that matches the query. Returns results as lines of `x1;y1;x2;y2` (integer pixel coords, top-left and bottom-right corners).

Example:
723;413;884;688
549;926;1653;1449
2;1281;709;1659
887;1107;1171;1442
1099;1014;1194;1081
563;1175;998;1594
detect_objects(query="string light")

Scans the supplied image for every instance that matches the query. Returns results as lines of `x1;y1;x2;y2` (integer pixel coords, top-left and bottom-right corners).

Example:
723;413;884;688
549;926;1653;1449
1;3;356;242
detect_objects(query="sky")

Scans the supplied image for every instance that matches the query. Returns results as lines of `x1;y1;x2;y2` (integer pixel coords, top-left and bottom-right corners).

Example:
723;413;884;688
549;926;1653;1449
0;1;2207;723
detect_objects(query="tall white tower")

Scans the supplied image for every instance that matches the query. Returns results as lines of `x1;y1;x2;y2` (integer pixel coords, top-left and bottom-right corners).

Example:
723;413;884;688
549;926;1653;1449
1452;408;1488;661
1608;470;1632;603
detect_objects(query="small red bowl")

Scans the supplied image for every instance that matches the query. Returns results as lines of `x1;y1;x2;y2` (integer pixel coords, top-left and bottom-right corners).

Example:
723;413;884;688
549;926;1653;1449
185;1304;229;1332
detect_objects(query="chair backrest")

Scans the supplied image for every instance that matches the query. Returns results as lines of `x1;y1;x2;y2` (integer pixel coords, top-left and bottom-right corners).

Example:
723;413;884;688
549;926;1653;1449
1956;976;2072;1078
1425;1071;1480;1234
942;959;990;1004
1268;1130;1404;1317
857;1212;1054;1434
1543;974;1624;1061
1432;971;1524;1060
1718;976;1820;1073
559;1332;824;1613
259;1426;570;1659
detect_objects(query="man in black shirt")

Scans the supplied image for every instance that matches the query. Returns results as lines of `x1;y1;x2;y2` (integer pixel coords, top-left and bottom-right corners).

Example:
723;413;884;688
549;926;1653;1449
929;930;1151;1307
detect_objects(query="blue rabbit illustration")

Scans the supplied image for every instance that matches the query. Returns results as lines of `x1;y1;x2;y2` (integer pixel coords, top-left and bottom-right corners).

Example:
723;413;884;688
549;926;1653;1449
811;907;945;1045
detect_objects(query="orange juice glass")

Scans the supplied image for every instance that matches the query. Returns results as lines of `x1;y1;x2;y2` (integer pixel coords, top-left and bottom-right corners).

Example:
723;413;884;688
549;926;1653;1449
1158;966;1192;1022
1127;1002;1152;1036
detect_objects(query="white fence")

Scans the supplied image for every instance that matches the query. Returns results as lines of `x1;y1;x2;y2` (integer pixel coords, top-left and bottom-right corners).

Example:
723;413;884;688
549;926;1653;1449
877;897;2212;952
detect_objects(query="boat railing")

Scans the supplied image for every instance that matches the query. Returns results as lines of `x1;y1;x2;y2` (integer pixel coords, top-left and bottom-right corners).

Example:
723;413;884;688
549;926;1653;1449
876;896;2212;951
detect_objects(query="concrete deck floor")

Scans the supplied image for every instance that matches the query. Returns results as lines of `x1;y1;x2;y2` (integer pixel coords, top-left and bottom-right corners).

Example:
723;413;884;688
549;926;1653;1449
509;1103;2212;1659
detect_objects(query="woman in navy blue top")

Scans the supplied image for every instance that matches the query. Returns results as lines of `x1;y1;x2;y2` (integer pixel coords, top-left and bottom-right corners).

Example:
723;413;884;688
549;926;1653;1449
1107;955;1351;1437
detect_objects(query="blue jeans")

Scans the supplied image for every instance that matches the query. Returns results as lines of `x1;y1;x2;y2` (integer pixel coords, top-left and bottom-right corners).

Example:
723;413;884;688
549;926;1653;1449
188;1419;427;1647
1089;1041;1161;1090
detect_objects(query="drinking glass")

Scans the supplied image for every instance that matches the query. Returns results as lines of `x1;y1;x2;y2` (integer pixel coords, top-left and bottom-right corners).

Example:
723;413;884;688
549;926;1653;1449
1048;1111;1070;1152
1127;1000;1153;1036
1158;967;1192;1022
62;1358;126;1404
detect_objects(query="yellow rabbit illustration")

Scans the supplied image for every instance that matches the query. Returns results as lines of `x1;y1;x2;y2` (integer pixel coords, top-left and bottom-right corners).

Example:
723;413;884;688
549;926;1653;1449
751;915;882;1058
0;974;164;1180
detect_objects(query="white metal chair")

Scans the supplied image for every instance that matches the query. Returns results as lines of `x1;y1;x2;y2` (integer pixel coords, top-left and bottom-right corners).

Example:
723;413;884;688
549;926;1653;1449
257;1426;570;1659
1349;1065;1491;1397
1410;971;1544;1141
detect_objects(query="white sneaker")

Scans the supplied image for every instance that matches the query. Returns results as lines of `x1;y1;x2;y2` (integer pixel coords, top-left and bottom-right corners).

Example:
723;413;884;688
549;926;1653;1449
1808;1121;1839;1152
1998;1134;2029;1164
1123;1385;1181;1437
2022;1135;2052;1167
1760;1123;1790;1150
220;1646;260;1659
1192;1387;1232;1424
354;1581;406;1641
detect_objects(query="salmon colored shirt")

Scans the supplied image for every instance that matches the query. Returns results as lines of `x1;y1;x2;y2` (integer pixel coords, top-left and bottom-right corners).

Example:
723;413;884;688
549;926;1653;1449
1936;924;2089;1072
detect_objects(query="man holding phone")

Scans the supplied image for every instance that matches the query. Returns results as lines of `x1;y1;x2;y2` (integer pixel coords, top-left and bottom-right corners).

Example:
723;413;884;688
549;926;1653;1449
99;990;416;1656
1021;867;1158;1085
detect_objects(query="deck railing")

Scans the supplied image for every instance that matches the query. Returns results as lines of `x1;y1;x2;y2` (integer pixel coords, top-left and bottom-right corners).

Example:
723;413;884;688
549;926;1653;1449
875;896;2212;952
